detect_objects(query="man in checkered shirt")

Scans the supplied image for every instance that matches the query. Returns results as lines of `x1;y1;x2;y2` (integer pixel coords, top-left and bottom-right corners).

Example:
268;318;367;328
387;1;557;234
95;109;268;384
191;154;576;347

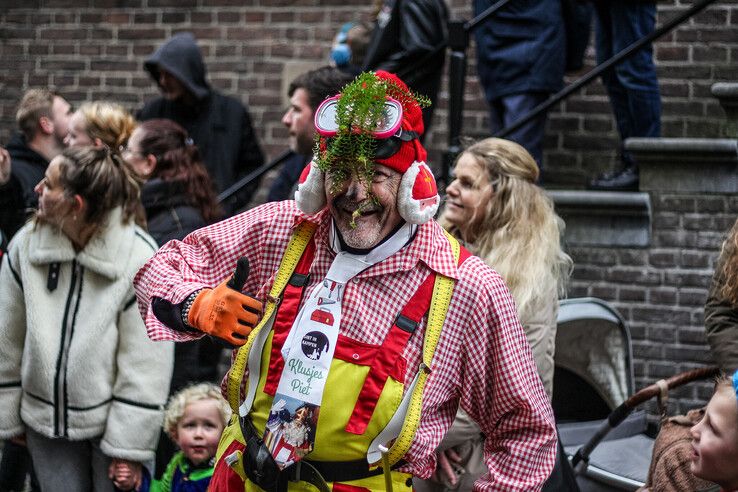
134;71;556;491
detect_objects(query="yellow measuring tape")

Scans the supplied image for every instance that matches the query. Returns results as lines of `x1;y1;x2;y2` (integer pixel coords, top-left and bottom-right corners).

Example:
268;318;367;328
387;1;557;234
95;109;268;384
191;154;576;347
382;229;459;466
226;221;317;412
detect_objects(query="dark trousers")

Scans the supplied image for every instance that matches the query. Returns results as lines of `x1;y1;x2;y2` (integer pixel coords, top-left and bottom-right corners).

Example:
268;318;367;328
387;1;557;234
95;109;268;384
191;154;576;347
489;92;549;169
595;1;661;167
0;440;39;492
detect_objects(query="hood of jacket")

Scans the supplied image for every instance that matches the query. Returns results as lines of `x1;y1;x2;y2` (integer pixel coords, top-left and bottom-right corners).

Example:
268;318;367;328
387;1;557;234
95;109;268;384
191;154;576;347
144;32;210;100
26;207;146;280
6;133;48;171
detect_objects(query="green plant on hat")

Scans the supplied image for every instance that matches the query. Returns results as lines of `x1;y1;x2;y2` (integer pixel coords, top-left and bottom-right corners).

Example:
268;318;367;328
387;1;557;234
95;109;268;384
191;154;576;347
314;71;429;199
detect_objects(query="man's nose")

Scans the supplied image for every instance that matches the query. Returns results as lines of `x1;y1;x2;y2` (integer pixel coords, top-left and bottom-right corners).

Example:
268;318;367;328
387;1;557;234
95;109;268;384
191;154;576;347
446;180;459;196
345;175;368;201
282;110;291;128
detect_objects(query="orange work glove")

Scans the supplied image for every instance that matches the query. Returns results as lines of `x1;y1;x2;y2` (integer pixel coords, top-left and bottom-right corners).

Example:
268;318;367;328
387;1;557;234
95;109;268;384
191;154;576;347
187;258;262;346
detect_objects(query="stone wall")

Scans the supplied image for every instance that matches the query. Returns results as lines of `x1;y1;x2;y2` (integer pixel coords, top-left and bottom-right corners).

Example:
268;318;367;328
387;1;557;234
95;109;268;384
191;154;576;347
566;190;736;412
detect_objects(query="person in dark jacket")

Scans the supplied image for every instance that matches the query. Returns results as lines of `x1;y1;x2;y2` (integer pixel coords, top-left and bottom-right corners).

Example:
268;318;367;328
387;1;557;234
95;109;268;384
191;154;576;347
362;0;448;133
473;0;566;168
123;118;224;477
137;32;265;215
267;66;354;202
0;89;71;239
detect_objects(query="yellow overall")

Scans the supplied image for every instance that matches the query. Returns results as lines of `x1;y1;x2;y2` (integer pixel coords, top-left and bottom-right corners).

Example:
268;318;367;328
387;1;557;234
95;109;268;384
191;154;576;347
212;222;463;492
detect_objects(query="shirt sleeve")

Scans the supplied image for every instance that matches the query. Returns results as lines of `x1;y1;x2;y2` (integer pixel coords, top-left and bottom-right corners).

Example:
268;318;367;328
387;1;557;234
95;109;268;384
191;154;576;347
461;273;557;491
101;286;174;463
133;202;286;342
416;262;556;491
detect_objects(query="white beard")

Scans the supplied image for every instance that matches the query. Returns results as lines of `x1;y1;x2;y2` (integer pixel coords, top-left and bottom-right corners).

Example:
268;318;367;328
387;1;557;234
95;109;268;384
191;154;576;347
282;420;309;446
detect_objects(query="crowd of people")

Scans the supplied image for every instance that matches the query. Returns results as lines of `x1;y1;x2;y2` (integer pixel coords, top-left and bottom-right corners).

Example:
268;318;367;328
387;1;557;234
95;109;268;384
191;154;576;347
0;3;735;491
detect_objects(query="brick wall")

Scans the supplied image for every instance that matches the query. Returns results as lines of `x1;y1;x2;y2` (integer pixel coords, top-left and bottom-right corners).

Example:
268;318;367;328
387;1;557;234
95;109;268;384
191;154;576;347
567;191;738;412
2;1;736;182
2;1;737;411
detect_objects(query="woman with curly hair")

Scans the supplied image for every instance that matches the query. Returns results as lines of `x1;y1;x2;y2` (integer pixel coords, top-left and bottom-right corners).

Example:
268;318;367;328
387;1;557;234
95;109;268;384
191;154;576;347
65;101;136;151
417;137;572;491
705;219;738;374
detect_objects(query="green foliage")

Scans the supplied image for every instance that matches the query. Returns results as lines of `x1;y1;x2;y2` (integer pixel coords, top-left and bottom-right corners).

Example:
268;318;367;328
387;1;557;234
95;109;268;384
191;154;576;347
314;71;429;197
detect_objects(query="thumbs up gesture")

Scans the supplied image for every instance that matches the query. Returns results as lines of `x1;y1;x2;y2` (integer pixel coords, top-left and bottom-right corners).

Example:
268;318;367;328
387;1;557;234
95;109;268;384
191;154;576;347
187;257;263;346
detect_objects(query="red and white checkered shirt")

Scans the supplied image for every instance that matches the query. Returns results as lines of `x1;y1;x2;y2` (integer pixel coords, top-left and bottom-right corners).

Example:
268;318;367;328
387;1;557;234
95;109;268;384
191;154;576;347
134;200;556;490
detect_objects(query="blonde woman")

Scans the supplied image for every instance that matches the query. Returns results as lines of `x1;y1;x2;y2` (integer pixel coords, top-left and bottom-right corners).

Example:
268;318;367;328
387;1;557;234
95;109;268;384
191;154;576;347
417;138;572;491
65;101;136;151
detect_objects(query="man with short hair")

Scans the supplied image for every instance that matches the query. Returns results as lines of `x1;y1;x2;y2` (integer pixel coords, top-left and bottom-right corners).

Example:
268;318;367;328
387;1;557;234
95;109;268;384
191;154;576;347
267;66;354;202
138;32;265;214
135;71;556;491
0;89;72;238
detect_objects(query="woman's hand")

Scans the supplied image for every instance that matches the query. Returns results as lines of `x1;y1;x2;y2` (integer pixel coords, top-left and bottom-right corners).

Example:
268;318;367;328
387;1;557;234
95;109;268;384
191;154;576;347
431;447;464;486
108;458;143;491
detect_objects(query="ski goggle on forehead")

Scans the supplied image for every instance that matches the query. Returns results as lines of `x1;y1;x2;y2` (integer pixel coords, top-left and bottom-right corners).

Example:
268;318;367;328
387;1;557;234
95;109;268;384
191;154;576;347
314;95;403;139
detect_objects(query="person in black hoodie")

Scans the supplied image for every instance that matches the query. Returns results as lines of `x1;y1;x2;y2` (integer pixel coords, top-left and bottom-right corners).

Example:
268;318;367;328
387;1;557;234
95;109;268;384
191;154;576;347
0;89;71;239
123;118;225;477
137;32;264;216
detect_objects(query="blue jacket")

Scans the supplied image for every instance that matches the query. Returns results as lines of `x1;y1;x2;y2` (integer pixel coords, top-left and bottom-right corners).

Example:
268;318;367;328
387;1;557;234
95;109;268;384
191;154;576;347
474;0;566;102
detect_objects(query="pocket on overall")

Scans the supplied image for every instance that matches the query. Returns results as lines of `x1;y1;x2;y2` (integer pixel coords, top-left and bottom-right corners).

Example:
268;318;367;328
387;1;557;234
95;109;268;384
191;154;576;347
308;334;407;462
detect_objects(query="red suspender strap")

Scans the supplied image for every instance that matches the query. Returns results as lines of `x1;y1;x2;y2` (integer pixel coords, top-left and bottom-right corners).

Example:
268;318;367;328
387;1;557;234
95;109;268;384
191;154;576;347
263;238;316;396
458;244;471;265
345;271;437;435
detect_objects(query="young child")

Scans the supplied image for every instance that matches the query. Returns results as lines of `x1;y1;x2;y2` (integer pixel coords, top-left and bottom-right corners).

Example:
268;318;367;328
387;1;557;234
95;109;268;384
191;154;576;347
112;383;231;492
690;371;738;492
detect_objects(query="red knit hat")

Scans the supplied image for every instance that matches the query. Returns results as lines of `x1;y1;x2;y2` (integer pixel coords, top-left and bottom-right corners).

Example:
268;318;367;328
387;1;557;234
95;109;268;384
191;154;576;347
295;70;439;224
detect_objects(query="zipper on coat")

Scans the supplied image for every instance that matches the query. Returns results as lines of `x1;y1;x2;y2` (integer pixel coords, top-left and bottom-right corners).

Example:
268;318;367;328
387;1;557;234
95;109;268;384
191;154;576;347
53;260;83;437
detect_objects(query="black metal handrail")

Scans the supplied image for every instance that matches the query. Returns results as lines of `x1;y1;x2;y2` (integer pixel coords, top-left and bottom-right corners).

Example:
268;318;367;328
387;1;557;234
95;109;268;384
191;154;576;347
217;149;292;205
219;0;718;204
443;0;719;186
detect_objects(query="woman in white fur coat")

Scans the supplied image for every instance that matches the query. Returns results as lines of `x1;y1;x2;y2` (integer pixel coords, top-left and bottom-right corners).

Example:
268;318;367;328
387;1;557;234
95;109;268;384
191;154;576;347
0;146;174;491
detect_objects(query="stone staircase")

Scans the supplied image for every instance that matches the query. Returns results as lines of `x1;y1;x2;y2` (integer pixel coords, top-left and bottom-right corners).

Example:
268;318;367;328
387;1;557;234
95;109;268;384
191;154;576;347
549;82;738;250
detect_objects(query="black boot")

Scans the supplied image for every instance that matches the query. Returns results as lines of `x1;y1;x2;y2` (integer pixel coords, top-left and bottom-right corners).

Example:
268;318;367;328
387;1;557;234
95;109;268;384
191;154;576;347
588;165;639;191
